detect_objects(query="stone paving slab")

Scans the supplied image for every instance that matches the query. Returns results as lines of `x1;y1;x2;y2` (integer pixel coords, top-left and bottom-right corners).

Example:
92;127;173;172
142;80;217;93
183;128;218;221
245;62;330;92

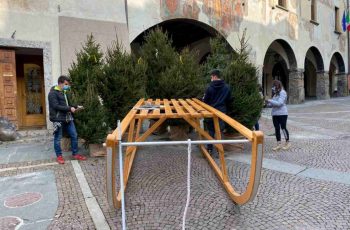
227;153;307;175
0;141;88;164
0;161;95;229
299;168;350;185
0;171;58;230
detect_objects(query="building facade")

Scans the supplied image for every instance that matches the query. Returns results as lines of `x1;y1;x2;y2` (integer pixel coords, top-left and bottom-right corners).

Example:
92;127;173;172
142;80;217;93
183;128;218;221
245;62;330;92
0;0;348;130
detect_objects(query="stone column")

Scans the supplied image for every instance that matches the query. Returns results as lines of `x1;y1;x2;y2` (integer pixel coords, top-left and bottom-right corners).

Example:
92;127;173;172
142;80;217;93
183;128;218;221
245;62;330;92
316;71;330;100
288;69;305;104
336;73;348;97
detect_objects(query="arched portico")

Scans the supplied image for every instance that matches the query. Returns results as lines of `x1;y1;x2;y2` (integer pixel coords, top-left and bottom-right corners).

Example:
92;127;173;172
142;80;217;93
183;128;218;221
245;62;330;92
329;52;347;97
304;47;327;100
263;39;303;104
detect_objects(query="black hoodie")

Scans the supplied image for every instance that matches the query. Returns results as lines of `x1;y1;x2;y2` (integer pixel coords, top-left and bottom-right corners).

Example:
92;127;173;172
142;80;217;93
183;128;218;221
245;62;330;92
48;86;76;122
203;80;231;113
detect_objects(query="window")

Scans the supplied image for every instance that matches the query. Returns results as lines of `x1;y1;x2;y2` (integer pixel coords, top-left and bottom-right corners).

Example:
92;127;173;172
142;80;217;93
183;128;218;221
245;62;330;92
311;0;317;21
278;0;287;8
335;7;341;32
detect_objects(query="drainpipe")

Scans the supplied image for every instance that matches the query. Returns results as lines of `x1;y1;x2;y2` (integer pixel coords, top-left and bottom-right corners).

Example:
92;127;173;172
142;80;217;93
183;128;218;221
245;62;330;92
347;0;350;95
125;0;129;29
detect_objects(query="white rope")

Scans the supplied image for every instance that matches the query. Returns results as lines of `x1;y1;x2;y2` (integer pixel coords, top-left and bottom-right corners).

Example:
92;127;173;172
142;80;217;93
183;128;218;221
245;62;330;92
182;139;192;230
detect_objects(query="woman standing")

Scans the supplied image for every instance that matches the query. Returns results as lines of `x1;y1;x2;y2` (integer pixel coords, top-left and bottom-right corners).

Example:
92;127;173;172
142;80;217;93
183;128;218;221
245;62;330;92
266;80;291;151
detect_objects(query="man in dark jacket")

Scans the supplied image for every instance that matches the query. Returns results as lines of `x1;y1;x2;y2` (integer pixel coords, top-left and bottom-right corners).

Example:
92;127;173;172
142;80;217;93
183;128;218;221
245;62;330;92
203;69;231;155
48;75;86;164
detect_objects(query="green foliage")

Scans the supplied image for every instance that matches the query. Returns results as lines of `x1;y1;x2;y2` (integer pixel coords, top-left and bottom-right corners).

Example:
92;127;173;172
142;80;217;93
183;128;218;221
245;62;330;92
201;35;233;83
140;27;178;98
158;48;204;99
98;41;147;128
139;28;205;127
69;34;104;93
72;85;108;146
69;35;108;145
204;30;263;131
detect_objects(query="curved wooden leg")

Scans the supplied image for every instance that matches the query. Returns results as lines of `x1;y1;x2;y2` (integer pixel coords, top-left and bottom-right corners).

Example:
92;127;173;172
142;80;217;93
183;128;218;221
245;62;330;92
116;119;143;208
213;116;228;183
186;116;264;205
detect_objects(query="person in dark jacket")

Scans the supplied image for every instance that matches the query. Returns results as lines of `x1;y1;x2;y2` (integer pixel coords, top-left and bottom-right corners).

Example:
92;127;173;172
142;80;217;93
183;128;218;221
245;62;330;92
203;69;231;156
48;75;86;164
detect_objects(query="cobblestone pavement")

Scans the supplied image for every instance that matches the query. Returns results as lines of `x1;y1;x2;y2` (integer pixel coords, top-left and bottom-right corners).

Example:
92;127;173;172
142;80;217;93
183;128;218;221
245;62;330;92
0;97;350;229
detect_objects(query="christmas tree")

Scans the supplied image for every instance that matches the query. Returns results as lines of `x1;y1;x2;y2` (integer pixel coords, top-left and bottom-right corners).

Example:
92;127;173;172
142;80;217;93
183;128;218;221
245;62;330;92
204;30;263;130
72;83;108;146
98;40;147;128
158;48;204;99
69;35;108;146
140;27;178;98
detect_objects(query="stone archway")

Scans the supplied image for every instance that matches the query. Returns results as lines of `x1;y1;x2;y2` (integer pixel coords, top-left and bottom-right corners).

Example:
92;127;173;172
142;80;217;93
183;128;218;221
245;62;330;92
329;52;347;97
131;19;232;64
263;39;301;104
304;47;326;99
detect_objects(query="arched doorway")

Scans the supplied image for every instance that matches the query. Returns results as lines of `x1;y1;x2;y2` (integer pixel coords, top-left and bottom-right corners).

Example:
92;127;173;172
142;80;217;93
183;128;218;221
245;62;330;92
329;52;346;97
272;61;288;93
304;47;324;99
263;39;298;102
131;19;232;63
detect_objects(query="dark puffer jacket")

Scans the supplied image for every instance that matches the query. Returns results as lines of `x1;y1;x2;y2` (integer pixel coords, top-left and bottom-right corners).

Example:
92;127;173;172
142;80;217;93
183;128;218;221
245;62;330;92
203;80;232;113
48;86;76;122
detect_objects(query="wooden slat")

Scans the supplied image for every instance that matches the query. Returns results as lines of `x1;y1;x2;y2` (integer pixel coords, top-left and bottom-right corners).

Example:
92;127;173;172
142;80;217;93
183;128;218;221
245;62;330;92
163;99;173;116
152;98;161;116
186;99;212;117
193;98;253;141
139;99;153;118
178;99;200;117
171;99;186;116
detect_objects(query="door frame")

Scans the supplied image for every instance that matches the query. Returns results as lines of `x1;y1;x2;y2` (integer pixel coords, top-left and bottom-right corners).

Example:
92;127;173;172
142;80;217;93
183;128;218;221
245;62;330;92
0;39;52;129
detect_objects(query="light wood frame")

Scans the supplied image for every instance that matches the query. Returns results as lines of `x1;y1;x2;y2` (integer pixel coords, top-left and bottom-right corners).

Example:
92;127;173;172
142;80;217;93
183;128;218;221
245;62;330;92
106;98;264;208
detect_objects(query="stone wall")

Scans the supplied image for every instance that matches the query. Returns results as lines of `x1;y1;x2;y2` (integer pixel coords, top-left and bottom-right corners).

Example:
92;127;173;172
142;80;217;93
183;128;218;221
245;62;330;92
316;71;330;100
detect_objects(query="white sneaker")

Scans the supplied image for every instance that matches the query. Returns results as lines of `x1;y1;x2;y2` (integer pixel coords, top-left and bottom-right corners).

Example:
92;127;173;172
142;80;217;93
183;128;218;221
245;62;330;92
282;142;291;150
272;142;283;151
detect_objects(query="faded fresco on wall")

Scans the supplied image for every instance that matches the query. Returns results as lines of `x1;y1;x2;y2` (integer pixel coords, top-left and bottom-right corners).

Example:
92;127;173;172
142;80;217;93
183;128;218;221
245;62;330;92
160;0;245;36
0;0;49;12
288;13;298;40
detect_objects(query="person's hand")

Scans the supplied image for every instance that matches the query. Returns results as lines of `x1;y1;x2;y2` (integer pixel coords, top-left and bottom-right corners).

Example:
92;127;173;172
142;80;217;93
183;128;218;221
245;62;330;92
71;107;76;113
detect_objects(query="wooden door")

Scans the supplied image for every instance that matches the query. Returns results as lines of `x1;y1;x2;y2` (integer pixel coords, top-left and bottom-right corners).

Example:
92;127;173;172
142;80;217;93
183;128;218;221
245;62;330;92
16;55;46;128
0;50;18;125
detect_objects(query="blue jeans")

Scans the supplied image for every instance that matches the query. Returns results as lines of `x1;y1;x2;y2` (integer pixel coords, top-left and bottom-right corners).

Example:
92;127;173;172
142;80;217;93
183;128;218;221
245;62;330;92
254;122;260;131
54;121;78;157
206;119;225;151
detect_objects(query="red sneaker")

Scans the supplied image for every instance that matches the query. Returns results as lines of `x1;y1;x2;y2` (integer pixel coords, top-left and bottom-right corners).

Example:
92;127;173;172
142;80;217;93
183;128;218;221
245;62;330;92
73;154;87;161
57;156;65;164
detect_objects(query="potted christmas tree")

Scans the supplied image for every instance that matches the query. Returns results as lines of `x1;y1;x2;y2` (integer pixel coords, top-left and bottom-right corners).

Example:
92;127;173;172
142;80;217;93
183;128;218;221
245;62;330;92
69;35;108;156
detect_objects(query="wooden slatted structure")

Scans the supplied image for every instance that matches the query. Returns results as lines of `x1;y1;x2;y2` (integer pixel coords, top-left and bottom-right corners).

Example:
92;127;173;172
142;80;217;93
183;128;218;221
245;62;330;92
106;98;264;209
